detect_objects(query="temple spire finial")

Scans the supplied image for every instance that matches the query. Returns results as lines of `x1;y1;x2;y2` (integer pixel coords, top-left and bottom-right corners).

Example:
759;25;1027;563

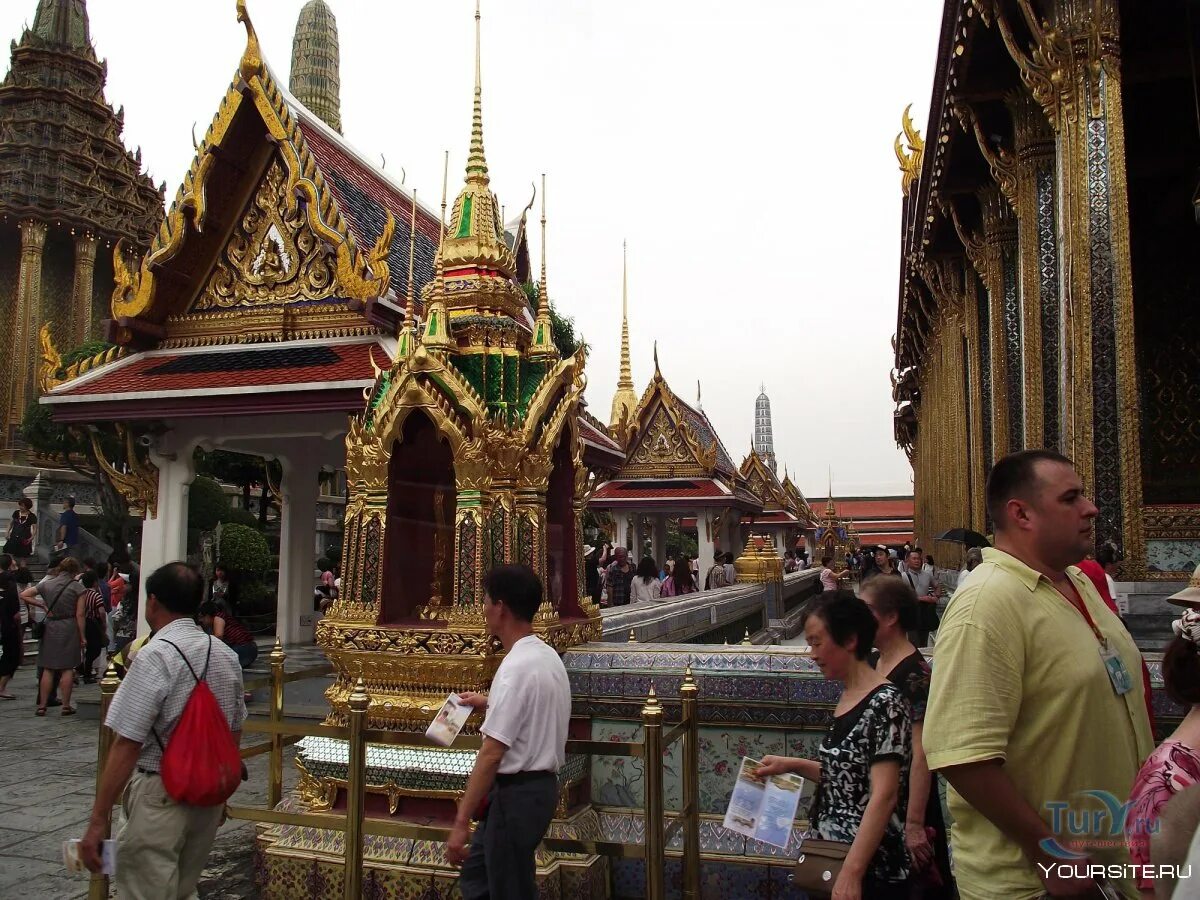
529;173;557;359
422;151;455;350
397;188;419;358
31;0;92;51
609;240;639;428
466;0;488;186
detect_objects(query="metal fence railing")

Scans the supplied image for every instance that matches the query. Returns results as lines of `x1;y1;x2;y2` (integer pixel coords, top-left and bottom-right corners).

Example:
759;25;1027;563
89;641;701;900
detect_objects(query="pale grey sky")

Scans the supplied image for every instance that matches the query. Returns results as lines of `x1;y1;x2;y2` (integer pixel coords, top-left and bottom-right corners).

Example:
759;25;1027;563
2;0;944;498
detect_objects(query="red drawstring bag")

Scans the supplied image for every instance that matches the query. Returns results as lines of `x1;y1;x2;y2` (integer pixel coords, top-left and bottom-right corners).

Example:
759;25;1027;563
152;637;242;807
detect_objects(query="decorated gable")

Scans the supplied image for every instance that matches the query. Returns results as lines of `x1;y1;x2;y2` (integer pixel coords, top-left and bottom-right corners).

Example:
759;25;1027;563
624;400;708;478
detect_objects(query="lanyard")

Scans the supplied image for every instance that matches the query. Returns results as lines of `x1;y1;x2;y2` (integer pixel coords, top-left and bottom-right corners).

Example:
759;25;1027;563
1056;578;1106;645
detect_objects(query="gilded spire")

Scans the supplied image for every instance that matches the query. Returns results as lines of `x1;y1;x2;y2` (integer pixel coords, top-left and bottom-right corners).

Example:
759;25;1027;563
433;0;521;316
529;174;557;359
422;152;454;350
397;188;419;358
467;0;488;186
31;0;91;51
290;0;343;134
609;240;639;429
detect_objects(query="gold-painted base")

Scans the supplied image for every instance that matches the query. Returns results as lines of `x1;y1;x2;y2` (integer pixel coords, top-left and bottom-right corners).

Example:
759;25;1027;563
255;796;610;899
315;614;601;729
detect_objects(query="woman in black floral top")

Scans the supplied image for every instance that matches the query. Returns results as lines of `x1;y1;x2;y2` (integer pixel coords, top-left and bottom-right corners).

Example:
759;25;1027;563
758;590;911;899
861;576;956;898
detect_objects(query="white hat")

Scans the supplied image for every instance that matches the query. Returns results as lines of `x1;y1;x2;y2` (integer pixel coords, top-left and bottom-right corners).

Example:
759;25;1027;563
1167;563;1200;608
583;545;596;557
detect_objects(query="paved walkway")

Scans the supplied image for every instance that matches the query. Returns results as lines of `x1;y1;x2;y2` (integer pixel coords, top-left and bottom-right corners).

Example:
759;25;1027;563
0;656;297;899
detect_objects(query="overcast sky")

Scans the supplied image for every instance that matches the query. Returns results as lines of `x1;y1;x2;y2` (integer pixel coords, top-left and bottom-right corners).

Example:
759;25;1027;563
2;0;943;498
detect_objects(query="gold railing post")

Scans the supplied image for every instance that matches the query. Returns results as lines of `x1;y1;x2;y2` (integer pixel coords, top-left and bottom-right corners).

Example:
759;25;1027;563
642;684;665;900
679;667;701;900
87;662;121;900
267;639;286;811
344;677;369;900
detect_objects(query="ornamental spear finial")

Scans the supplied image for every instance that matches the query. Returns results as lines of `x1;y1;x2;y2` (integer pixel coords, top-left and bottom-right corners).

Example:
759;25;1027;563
466;0;488;186
529;173;557;359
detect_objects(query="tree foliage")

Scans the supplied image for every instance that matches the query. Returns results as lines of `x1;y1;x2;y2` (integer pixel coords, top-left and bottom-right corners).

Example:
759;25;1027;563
520;282;585;357
218;523;271;575
188;476;230;532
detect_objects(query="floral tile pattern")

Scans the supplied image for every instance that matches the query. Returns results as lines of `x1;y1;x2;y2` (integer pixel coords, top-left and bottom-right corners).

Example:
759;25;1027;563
697;726;786;814
1148;539;1200;574
590;718;684;809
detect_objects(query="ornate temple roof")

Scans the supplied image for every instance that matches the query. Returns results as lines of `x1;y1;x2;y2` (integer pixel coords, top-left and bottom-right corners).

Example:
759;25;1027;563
0;0;163;243
290;0;342;134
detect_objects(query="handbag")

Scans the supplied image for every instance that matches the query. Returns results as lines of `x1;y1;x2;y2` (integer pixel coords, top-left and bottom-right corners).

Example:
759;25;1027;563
31;582;71;641
792;837;851;896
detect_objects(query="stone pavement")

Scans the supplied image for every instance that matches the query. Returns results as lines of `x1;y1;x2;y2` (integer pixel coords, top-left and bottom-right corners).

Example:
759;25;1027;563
0;658;297;899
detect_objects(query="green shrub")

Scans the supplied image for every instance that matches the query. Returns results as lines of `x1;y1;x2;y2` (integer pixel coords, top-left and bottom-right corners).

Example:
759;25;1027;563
237;578;274;615
188;476;230;531
218;523;271;576
220;506;260;530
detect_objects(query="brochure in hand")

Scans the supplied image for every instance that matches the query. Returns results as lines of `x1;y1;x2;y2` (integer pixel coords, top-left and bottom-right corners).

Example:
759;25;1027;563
425;693;473;747
63;838;116;876
722;756;804;848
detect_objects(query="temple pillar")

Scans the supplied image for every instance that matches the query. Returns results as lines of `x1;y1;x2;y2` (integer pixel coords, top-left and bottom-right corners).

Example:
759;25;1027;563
71;231;97;345
614;512;631;552
651;515;667;568
277;450;321;645
995;0;1143;563
136;449;195;639
452;489;486;609
696;508;715;590
1009;93;1060;450
10;219;46;437
978;185;1022;460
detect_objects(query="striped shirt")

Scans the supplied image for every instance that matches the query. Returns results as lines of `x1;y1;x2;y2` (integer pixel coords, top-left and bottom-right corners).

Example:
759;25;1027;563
82;588;105;621
105;617;246;773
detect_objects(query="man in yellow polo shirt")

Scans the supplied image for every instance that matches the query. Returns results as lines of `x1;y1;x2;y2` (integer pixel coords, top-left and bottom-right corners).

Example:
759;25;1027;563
924;450;1153;899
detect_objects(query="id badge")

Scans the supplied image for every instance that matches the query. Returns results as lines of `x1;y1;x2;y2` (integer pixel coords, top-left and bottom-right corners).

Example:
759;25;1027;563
1099;641;1134;695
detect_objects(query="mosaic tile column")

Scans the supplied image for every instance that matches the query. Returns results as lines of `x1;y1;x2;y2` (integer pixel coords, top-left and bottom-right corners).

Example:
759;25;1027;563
10;219;46;435
979;185;1022;460
71;231;97;345
1010;92;1060;450
1051;0;1143;562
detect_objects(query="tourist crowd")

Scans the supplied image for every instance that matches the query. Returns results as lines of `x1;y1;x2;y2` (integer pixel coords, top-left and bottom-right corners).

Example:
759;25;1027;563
586;542;745;606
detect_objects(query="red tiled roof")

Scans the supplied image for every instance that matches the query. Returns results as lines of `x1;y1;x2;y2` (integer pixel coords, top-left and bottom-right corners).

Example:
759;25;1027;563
858;532;916;545
592;478;731;502
48;338;385;399
296;117;441;303
579;417;622;453
812;498;914;518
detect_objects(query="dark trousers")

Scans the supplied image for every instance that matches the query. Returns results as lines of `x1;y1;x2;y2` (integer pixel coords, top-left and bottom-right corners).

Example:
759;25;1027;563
80;618;104;677
459;772;557;900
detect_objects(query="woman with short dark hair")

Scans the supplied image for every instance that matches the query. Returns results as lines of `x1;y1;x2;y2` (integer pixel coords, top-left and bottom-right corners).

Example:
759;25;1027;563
4;497;36;565
22;556;85;716
860;576;955;896
757;590;911;897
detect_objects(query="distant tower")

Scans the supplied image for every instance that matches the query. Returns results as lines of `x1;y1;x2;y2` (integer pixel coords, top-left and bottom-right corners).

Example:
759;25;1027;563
0;0;162;444
754;384;777;474
290;0;343;134
609;242;638;431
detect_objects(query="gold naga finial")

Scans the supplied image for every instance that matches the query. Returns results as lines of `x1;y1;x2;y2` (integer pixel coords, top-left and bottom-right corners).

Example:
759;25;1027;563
37;323;63;394
653;340;660;377
236;0;263;82
529;173;557;359
894;103;925;197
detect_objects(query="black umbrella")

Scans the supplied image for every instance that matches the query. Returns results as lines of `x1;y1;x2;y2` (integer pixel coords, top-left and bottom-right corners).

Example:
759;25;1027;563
935;528;991;549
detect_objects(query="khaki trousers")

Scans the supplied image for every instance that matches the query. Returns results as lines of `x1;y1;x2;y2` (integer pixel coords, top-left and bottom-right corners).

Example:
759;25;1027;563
114;771;223;900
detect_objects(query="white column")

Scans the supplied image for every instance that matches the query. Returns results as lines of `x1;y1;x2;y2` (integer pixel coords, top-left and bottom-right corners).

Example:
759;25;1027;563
697;508;715;591
651;515;667;567
276;451;321;646
615;513;630;552
136;450;195;638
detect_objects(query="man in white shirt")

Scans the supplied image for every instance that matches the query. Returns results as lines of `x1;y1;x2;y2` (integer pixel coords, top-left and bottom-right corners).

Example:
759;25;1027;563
448;565;571;899
902;548;939;646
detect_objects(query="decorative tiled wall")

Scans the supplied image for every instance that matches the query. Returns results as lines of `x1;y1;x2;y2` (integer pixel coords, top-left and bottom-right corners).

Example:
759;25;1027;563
1147;540;1200;575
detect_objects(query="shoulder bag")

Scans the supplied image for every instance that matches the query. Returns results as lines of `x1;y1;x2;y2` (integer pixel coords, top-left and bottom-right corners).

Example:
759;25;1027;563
791;783;851;897
30;581;71;641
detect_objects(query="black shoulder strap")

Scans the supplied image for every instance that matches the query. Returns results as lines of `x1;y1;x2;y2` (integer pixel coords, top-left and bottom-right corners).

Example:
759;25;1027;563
150;635;214;752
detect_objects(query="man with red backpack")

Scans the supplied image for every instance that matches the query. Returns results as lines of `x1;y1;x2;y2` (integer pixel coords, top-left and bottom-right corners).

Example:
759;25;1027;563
78;562;246;897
